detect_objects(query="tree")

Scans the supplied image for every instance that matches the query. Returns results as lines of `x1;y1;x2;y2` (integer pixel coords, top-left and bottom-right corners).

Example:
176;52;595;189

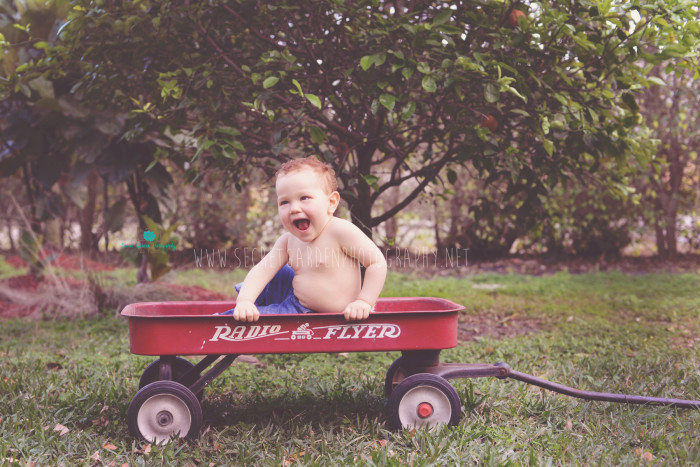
222;0;698;240
1;0;183;280
0;0;72;275
638;66;700;257
4;0;699;253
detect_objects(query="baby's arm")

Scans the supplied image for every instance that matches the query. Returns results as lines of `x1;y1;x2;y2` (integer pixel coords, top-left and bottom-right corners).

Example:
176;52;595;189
336;221;388;321
234;235;289;322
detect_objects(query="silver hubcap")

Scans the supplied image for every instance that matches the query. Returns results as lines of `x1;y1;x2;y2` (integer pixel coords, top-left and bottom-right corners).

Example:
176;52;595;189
137;394;192;443
398;385;452;429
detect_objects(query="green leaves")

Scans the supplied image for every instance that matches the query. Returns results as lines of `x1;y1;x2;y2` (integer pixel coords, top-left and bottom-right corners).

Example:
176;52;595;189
484;83;499;103
360;174;379;190
543;139;554;156
284;78;321;108
379;93;395;111
359;53;386;71
262;76;280;88
621;92;639;113
646;76;666;86
306;94;322;109
292;79;304;96
421;76;437;93
360;55;374;71
309;125;326;145
401;101;416;120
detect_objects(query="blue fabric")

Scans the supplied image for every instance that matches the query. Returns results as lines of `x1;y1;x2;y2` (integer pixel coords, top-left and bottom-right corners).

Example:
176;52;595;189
219;265;312;315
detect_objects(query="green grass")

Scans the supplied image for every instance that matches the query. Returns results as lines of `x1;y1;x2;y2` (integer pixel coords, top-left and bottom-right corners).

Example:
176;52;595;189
1;270;698;465
0;256;25;279
164;266;248;295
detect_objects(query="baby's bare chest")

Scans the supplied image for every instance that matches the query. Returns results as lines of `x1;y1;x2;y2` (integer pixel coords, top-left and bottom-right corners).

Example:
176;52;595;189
287;245;355;270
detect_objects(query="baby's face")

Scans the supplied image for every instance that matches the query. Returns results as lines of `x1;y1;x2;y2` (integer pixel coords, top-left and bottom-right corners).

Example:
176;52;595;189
276;168;339;242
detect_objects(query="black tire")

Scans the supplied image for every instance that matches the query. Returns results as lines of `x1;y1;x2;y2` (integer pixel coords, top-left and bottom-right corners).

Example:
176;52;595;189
387;373;462;430
127;381;203;443
139;357;195;388
384;356;404;397
139;357;203;400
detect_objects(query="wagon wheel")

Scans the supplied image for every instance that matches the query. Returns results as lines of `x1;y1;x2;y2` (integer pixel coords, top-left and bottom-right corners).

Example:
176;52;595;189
384;356;405;397
387;373;461;430
139;357;203;400
127;381;203;443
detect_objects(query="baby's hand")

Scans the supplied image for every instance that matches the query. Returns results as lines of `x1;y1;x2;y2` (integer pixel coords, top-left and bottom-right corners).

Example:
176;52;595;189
233;300;260;322
343;300;373;321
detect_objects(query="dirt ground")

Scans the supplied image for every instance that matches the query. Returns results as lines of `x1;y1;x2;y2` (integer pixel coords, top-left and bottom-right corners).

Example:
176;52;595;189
0;253;232;319
0;273;231;319
457;312;541;342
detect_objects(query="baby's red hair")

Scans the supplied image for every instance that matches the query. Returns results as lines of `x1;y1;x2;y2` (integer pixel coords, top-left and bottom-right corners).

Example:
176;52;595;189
276;156;338;194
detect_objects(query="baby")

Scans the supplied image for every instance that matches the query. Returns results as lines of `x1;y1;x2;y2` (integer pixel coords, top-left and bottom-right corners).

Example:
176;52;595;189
226;156;387;322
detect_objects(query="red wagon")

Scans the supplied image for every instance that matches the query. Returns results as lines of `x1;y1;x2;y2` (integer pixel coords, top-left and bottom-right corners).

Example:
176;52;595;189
122;298;699;443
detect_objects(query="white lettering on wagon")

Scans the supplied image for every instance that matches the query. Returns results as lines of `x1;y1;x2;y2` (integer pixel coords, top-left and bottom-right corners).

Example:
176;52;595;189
314;324;401;340
210;324;285;342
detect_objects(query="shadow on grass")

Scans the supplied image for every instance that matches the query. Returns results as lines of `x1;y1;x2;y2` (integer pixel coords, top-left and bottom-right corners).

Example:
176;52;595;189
202;391;388;429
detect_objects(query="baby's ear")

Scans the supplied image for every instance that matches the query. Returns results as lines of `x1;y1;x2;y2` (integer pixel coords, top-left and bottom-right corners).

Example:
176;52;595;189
328;191;340;214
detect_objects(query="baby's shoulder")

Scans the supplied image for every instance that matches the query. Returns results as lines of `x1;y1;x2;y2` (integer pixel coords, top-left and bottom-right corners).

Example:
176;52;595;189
275;232;293;247
326;217;359;235
325;217;367;245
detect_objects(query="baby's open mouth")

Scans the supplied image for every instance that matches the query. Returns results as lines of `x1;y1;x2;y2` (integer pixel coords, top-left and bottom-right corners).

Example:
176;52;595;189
293;219;310;231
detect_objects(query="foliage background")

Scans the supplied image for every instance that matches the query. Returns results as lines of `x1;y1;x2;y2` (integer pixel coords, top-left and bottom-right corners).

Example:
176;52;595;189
0;0;699;275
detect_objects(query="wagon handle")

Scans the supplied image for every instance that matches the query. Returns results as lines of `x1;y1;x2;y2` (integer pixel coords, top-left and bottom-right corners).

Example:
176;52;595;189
503;365;700;409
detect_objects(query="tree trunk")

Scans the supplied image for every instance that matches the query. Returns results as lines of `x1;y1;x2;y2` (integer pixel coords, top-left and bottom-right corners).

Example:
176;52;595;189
126;172;150;283
433;198;442;251
102;175;110;251
666;216;677;258
384;186;400;246
443;182;465;250
22;162;42;278
44;219;61;250
6;217;15;252
664;140;683;259
351;143;377;239
350;197;373;239
137;249;149;283
59;204;66;250
655;222;667;257
22;162;41;234
79;168;98;253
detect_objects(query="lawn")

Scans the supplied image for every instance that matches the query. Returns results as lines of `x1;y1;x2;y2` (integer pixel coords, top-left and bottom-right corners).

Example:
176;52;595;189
1;268;698;465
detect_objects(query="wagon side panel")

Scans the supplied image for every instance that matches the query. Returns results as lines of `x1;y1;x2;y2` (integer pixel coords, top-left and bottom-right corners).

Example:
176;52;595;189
126;311;458;356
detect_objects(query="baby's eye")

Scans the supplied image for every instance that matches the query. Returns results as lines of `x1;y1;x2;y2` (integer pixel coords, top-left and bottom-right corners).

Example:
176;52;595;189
279;200;289;206
301;196;310;201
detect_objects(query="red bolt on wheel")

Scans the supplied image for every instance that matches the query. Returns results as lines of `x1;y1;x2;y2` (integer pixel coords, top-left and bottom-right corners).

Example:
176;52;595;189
417;402;433;418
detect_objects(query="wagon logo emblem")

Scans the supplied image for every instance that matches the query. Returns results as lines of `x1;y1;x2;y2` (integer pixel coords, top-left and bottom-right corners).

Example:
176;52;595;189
291;323;313;340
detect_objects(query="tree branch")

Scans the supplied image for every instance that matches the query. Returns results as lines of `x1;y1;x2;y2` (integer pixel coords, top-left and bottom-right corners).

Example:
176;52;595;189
194;22;245;76
220;3;309;57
